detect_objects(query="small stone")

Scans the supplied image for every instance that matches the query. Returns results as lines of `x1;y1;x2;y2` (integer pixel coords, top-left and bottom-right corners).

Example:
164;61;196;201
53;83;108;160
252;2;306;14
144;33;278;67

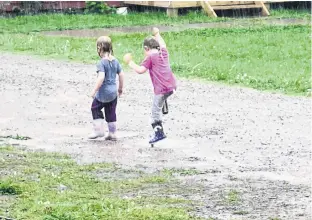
58;184;68;192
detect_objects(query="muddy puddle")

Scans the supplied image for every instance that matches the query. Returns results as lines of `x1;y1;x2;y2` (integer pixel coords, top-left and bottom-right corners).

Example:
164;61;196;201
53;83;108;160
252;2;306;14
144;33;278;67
1;53;311;219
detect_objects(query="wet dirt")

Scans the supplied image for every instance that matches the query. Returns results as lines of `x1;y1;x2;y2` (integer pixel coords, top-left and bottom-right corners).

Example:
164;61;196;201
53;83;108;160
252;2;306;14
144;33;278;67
42;18;310;38
0;53;311;219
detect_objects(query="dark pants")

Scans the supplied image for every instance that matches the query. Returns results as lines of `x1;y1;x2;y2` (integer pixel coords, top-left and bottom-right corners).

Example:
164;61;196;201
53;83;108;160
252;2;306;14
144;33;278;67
91;97;117;122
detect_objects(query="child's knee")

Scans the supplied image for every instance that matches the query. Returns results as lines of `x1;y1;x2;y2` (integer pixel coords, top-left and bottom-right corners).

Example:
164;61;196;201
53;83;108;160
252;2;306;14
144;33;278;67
105;111;116;123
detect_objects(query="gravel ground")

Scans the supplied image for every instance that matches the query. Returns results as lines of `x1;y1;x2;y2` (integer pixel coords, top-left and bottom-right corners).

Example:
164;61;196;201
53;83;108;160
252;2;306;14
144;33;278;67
0;53;311;220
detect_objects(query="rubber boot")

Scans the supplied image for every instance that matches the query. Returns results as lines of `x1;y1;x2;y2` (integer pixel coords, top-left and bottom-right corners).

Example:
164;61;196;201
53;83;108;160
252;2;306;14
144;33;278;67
149;121;166;144
105;122;117;141
88;119;104;139
162;99;168;115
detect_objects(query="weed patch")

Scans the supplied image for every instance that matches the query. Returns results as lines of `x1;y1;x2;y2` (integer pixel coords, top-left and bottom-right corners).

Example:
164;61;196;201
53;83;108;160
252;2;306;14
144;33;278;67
0;145;199;220
0;181;22;195
162;168;203;176
226;189;240;205
0;134;31;140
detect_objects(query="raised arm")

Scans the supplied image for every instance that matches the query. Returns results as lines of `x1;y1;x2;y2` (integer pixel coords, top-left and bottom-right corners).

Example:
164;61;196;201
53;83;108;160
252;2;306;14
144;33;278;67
152;27;166;48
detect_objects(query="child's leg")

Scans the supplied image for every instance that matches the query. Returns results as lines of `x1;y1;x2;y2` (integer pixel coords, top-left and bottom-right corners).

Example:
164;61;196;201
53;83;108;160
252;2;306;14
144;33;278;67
151;91;173;124
91;98;105;119
151;94;166;124
162;91;173;114
89;98;105;139
149;92;173;143
104;97;117;140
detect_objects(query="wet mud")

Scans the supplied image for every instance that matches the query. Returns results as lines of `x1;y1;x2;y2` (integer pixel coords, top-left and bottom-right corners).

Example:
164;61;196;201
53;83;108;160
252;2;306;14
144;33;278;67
0;54;311;219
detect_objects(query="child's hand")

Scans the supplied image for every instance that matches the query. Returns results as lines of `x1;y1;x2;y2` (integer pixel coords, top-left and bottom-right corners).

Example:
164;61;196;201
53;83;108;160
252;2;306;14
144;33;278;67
118;88;123;97
90;90;96;99
123;53;133;65
152;27;160;36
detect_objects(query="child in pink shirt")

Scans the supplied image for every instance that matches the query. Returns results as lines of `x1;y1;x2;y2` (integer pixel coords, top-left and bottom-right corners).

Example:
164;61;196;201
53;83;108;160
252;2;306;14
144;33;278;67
124;28;177;144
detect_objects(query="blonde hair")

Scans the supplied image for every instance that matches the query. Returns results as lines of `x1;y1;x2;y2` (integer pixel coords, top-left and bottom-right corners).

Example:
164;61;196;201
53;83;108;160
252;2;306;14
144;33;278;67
96;36;114;58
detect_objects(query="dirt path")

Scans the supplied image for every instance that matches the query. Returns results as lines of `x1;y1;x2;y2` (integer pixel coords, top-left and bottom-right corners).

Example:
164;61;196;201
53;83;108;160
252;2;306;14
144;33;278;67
42;18;310;37
0;53;311;219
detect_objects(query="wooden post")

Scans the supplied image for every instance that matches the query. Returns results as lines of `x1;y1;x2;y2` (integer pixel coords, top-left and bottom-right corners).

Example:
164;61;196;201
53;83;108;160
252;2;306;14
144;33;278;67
255;1;270;16
200;0;217;18
264;3;270;10
166;8;178;17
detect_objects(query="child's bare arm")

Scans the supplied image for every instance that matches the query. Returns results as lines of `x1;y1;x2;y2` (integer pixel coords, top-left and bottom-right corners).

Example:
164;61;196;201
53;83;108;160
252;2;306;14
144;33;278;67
128;61;147;74
123;53;147;74
152;27;166;48
118;71;124;96
90;71;105;98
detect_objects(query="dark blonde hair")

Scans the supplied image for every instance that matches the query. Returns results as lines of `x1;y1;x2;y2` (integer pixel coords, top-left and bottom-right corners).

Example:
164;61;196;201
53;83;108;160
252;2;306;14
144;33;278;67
143;37;160;50
96;36;114;57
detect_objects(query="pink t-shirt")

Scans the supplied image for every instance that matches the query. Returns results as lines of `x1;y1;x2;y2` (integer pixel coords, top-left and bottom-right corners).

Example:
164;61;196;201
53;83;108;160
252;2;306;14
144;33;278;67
141;48;177;95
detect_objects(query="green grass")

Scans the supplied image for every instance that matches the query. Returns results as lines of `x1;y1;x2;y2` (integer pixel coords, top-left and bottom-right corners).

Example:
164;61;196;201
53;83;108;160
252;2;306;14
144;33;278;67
0;181;23;195
0;24;310;95
0;145;199;220
226;189;240;205
0;134;31;140
0;11;226;33
162;168;203;176
270;9;311;19
0;8;310;34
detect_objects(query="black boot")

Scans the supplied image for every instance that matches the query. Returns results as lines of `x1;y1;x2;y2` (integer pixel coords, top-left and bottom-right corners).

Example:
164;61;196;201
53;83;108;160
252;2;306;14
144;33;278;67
149;121;166;144
162;100;168;115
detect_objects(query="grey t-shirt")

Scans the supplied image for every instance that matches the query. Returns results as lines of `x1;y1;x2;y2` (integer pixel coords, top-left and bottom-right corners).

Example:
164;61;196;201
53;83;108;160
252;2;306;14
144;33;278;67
95;58;122;103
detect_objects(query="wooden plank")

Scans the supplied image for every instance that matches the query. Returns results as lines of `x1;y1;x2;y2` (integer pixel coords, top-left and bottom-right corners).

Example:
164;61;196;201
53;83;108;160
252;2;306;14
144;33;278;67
166;8;178;17
213;4;262;10
124;1;172;8
169;1;200;8
124;1;200;9
154;1;171;8
255;1;270;16
124;0;273;14
263;0;290;2
209;1;254;6
200;0;217;17
124;1;151;6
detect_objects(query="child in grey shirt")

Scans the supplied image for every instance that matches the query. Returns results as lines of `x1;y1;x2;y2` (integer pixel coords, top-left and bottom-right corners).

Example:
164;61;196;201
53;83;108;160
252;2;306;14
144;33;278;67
89;36;124;141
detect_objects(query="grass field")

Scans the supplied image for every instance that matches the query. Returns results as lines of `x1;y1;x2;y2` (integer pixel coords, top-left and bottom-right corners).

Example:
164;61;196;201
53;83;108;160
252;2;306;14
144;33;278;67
0;11;226;33
0;24;310;95
0;9;310;33
0;10;311;95
0;145;200;220
270;8;311;19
